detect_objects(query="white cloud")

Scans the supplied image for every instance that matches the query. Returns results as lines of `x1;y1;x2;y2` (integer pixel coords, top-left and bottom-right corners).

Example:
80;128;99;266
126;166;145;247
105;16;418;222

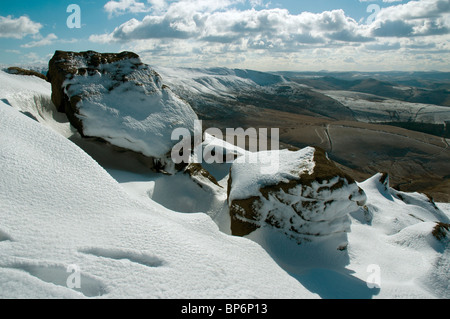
4;49;21;54
89;0;450;71
148;0;168;13
0;15;42;39
104;0;150;17
377;0;450;20
21;52;49;65
371;0;450;37
21;33;58;48
91;5;373;46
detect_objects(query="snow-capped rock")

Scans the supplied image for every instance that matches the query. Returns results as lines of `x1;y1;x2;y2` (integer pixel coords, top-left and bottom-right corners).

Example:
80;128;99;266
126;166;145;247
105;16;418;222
227;147;367;248
47;50;198;159
183;163;222;191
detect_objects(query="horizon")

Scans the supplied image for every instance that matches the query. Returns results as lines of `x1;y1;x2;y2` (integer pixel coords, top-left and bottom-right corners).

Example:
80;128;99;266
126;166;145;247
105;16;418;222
3;56;450;75
1;0;449;72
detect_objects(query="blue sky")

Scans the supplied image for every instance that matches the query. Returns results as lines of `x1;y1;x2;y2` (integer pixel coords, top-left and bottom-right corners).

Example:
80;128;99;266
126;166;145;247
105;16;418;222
1;0;449;71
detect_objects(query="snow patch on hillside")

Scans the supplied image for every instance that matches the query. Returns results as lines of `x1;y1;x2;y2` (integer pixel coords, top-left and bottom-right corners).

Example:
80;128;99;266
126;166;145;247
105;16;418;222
320;90;450;125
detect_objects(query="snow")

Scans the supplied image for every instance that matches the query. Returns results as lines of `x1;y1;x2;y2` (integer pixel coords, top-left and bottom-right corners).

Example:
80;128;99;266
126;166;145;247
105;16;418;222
357;174;449;234
437;203;450;218
319;90;450;125
153;66;286;103
347;174;450;298
155;66;285;92
1;70;449;299
241;172;450;299
227;147;367;248
0;99;317;299
154;67;251;98
228;147;316;202
154;67;450;128
392;86;412;91
0;71;73;138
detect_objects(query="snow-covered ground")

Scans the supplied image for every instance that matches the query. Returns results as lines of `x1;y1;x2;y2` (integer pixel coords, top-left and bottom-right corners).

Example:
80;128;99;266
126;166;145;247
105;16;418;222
0;72;315;299
1;70;449;299
154;66;286;99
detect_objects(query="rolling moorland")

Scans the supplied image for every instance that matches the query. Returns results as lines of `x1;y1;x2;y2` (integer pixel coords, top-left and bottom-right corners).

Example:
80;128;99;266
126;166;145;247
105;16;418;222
156;67;450;202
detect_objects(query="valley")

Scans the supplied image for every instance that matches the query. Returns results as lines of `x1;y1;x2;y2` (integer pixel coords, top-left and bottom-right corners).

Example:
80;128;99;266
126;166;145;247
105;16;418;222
156;66;450;202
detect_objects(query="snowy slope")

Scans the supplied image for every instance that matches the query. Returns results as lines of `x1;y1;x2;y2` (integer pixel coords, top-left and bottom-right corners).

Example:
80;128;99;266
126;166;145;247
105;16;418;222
0;71;72;137
111;136;450;298
346;175;450;298
319;90;450;125
1;70;449;299
0;100;317;299
245;174;450;299
155;66;450;127
154;66;286;99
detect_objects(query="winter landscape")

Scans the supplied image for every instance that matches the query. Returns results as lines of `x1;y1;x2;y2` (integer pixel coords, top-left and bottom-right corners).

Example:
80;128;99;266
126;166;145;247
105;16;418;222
1;0;450;301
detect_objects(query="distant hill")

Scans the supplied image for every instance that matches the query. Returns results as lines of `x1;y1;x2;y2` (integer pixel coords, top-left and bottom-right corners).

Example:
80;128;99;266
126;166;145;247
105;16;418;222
276;71;450;107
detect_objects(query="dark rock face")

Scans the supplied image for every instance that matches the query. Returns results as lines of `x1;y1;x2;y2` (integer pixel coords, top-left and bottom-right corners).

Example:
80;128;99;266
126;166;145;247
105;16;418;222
227;147;367;247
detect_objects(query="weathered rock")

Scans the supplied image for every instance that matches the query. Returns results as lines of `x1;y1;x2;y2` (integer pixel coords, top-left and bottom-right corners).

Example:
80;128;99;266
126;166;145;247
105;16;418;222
432;222;450;242
47;51;140;115
5;67;48;81
184;163;222;189
227;147;367;247
47;50;198;160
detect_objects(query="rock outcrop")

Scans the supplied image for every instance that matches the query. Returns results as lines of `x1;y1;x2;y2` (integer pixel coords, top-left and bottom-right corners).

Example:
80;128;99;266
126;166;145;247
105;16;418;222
432;222;450;242
183;163;222;189
227;147;367;247
47;50;198;160
5;67;48;81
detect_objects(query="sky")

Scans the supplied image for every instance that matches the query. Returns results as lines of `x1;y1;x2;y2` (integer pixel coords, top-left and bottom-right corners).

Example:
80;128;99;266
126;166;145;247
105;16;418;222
0;0;449;71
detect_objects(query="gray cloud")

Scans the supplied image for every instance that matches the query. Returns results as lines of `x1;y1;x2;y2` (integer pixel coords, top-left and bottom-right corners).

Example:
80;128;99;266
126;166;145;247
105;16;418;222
88;0;450;67
364;42;402;51
372;20;415;37
372;0;450;37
